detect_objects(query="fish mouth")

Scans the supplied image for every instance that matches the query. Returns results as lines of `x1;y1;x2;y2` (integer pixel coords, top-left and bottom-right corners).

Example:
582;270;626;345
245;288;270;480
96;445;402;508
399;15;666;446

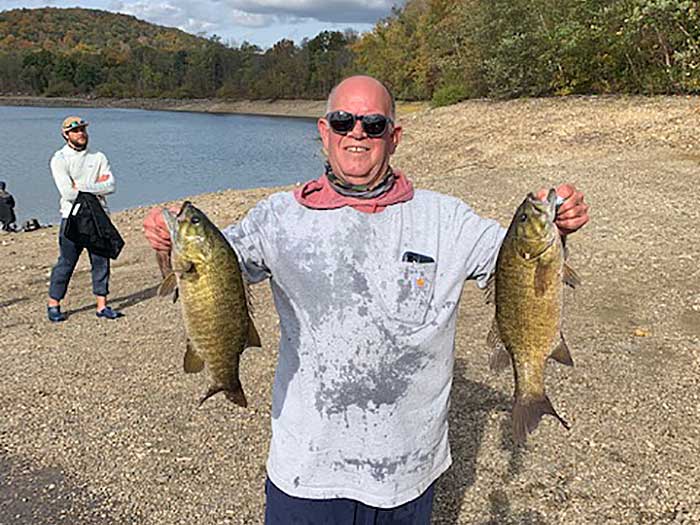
161;207;179;245
163;201;193;234
526;189;557;219
176;201;192;219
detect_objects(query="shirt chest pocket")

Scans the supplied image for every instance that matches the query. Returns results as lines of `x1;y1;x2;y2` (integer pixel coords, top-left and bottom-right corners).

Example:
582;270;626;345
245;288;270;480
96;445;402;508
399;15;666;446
382;261;437;326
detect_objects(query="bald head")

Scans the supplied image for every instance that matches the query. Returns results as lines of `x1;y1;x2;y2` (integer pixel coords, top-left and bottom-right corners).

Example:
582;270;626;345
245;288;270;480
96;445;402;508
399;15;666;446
326;76;395;119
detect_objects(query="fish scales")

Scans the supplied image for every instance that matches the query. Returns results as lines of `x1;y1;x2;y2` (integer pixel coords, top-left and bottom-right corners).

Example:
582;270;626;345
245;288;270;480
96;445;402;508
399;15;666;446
496;232;564;398
161;201;261;407
488;189;577;443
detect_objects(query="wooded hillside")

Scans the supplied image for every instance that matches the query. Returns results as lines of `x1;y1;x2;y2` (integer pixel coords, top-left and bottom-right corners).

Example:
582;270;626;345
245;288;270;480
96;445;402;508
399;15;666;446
1;3;698;104
0;7;203;53
0;7;355;100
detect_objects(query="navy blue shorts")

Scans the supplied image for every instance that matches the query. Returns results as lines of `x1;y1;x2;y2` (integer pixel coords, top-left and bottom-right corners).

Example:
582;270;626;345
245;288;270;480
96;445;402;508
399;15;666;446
264;478;435;525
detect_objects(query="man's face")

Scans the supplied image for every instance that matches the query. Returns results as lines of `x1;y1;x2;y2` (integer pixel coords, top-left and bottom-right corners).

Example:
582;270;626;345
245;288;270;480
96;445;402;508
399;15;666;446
318;78;402;188
64;126;88;150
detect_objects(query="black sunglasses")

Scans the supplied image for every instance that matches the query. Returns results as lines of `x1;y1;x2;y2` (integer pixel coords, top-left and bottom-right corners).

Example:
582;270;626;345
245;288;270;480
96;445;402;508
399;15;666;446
325;111;393;138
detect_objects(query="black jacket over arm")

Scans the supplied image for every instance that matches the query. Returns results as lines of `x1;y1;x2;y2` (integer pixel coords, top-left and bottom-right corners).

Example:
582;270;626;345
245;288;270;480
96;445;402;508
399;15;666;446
65;192;125;259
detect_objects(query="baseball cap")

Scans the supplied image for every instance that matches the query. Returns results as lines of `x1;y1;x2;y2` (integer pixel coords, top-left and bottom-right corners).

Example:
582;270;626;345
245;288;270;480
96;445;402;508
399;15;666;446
61;116;89;132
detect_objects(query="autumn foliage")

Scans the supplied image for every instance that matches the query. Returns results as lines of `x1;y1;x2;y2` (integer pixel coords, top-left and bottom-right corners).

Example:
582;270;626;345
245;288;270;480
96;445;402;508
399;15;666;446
1;3;699;105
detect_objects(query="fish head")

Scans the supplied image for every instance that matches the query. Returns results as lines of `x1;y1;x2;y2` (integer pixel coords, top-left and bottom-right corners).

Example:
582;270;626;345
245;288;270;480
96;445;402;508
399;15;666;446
162;201;218;265
510;189;558;259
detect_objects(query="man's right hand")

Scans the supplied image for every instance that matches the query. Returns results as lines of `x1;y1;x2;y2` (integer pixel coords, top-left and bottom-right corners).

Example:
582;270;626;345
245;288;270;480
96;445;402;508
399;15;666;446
143;206;175;252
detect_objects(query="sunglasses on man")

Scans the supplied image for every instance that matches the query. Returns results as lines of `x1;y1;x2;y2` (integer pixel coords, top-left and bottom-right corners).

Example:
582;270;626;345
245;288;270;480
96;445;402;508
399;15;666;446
325;111;393;138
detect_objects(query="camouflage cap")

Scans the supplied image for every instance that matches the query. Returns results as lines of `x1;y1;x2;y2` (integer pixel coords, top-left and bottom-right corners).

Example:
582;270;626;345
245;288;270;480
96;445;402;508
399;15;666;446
61;116;89;132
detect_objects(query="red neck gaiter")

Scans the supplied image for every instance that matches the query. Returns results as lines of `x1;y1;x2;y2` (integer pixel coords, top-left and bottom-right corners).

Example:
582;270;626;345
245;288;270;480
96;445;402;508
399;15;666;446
293;169;414;214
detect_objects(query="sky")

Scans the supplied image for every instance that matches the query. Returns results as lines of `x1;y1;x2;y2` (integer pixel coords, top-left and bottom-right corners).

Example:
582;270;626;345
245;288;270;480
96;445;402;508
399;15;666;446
0;0;401;48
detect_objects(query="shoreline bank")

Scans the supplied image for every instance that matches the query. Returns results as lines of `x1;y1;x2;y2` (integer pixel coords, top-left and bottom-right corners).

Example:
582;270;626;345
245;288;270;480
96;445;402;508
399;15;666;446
0;96;429;119
0;95;698;524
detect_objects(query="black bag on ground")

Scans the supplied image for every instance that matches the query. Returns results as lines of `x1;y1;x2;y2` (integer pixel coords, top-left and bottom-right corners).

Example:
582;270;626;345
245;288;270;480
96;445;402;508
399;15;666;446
65;192;125;260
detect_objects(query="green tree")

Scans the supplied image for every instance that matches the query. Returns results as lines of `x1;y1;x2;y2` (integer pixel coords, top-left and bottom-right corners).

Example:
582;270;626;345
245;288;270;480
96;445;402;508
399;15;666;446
21;49;54;93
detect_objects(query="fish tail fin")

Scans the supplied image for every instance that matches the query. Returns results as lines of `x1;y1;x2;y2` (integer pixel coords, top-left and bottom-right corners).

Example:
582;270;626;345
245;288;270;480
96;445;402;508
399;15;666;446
199;382;248;408
512;395;569;443
225;385;248;408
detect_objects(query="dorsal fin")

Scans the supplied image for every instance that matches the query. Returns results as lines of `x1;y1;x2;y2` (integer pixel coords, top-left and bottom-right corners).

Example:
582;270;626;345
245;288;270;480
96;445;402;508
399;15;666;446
487;317;511;372
483;273;495;304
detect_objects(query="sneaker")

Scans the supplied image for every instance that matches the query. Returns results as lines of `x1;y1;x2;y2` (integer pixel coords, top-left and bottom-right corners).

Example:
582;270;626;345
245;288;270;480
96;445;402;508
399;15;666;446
96;306;124;320
47;305;66;323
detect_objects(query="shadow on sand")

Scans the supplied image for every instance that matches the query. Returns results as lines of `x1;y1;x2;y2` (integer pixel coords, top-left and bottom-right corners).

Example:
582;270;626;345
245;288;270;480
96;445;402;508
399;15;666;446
0;451;140;524
0;297;29;309
63;285;160;318
431;358;548;525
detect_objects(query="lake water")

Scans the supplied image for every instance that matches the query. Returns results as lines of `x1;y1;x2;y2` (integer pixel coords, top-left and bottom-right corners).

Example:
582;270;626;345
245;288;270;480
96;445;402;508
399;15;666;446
0;105;324;225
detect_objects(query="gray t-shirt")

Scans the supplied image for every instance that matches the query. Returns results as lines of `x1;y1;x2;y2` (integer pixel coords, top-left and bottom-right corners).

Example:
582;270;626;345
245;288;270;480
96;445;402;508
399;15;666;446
223;189;506;508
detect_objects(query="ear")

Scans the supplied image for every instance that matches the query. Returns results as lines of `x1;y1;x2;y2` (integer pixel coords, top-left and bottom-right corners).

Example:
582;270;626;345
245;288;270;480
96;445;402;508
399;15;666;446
388;123;403;154
318;117;331;155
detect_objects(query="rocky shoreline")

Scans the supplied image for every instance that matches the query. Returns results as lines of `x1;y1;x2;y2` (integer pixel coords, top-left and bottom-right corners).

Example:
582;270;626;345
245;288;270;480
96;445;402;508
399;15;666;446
0;94;698;524
0;96;429;119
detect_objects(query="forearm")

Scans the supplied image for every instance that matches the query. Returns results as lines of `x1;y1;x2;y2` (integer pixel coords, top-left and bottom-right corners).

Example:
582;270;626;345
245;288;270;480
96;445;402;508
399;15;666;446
51;166;79;201
77;174;116;196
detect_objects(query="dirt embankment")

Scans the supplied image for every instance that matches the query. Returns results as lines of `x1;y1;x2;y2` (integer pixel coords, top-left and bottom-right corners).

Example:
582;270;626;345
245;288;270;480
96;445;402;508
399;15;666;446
0;95;429;119
0;95;698;524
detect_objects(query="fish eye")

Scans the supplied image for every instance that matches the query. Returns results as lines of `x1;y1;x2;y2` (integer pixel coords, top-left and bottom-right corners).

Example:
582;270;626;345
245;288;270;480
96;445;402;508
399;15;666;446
519;213;528;223
191;216;201;224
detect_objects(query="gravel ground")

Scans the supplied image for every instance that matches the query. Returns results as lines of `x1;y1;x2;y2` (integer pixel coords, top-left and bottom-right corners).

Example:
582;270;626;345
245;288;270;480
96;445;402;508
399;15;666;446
1;95;698;524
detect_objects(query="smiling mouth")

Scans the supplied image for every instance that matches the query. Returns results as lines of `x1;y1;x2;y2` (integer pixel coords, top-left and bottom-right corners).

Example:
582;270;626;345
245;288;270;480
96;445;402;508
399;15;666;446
345;146;369;153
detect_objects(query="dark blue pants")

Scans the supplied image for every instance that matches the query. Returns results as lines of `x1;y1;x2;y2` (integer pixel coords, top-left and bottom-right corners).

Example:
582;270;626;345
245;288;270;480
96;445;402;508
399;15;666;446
48;219;110;300
264;478;435;525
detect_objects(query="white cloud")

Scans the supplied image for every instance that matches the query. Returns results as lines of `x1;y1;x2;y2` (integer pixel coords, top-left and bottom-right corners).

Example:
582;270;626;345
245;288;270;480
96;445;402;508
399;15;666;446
230;10;271;28
3;0;391;46
216;0;395;23
109;0;394;33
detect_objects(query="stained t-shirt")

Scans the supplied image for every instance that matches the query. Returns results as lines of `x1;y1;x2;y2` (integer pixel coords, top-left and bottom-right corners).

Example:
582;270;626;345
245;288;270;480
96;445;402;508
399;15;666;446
223;189;506;508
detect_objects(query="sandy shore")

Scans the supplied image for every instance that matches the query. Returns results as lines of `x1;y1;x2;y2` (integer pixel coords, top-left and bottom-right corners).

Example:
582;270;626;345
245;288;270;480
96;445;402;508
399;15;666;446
0;94;698;524
0;96;429;119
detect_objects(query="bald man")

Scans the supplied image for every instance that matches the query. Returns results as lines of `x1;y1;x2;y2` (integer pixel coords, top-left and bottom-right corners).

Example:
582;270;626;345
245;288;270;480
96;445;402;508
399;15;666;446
144;76;589;524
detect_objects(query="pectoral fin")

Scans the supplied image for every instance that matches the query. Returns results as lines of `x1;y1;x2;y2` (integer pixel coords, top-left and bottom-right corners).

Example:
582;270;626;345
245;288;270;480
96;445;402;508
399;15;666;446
534;260;554;296
563;262;581;288
487;318;511;372
158;272;178;298
183;340;205;373
549;333;574;366
246;317;262;349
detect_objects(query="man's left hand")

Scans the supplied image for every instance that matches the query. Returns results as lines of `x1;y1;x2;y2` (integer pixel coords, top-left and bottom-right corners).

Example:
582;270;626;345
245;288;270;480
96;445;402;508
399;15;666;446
536;184;589;236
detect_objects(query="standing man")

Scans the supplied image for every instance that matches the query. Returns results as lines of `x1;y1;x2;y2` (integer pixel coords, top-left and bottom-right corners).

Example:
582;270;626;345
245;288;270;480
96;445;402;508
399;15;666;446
144;76;589;524
0;181;16;232
47;116;123;323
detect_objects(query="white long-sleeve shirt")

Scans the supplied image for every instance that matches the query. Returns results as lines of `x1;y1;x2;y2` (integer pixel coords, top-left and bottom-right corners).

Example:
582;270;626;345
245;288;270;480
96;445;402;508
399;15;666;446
223;189;506;508
49;144;116;217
